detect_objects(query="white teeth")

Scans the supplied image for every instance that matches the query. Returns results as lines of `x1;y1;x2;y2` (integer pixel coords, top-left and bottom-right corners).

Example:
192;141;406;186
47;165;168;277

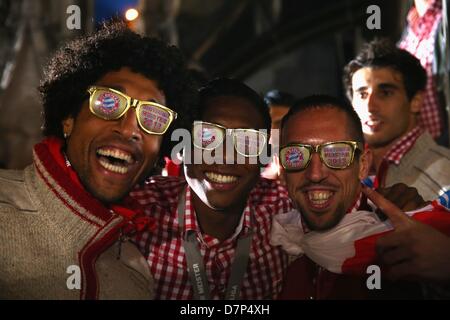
96;147;133;174
367;120;380;126
98;158;129;174
307;191;333;205
205;172;238;184
97;148;133;164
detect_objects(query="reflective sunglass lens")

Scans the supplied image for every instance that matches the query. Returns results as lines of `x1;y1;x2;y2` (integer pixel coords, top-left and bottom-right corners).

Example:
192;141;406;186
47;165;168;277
92;91;126;118
139;104;171;134
281;146;309;170
192;123;224;149
321;143;353;168
235;130;264;156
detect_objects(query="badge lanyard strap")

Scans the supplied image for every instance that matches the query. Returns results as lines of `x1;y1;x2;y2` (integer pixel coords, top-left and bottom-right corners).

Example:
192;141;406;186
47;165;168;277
177;188;253;300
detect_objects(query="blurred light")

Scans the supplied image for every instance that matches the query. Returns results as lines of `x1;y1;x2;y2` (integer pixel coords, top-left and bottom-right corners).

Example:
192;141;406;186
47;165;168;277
125;8;139;21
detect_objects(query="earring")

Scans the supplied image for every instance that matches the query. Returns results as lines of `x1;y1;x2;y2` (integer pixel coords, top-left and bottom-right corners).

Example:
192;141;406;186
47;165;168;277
64;132;68;139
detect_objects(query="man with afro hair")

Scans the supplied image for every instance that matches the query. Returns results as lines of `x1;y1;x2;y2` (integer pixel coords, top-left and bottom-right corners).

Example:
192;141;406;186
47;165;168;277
0;21;197;299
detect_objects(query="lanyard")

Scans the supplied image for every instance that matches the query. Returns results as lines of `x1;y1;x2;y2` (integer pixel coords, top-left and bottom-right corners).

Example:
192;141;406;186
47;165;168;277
177;188;253;300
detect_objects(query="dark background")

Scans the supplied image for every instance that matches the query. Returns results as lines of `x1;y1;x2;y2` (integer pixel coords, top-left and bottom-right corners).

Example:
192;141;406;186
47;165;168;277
0;0;411;169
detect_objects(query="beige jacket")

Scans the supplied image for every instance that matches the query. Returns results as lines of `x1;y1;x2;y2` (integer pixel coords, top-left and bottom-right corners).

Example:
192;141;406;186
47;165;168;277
385;133;450;201
0;161;154;299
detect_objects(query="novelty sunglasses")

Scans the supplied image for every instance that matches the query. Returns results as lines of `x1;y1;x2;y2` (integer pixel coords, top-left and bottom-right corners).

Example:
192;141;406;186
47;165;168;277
192;121;268;157
87;86;177;135
280;141;363;171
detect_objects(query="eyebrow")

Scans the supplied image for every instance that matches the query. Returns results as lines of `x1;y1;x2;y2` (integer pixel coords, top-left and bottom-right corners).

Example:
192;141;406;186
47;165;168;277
354;86;367;93
354;82;400;93
377;83;400;91
101;85;161;104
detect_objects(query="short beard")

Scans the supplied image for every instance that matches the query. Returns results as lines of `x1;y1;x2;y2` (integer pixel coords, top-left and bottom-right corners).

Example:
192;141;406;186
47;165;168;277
79;174;128;205
303;202;346;231
88;187;126;205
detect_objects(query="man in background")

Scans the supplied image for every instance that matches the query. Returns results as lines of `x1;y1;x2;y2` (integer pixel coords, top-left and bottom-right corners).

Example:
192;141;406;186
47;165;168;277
343;38;450;201
262;89;295;180
399;0;449;146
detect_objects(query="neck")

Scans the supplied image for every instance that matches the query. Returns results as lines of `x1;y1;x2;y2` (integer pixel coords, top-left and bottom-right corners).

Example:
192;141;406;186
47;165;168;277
370;144;392;174
192;193;246;242
369;122;418;173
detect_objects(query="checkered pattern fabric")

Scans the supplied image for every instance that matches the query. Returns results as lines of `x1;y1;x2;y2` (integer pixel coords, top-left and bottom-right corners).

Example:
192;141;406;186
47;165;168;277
131;176;292;300
398;0;443;139
374;126;424;187
384;126;424;165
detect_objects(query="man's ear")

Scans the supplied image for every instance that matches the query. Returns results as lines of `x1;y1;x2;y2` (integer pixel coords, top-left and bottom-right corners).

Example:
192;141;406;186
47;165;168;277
410;91;423;114
62;117;74;137
358;147;372;180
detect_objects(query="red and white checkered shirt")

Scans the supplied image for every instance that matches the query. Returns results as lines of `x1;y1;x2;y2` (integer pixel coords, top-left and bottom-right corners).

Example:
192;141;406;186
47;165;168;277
130;176;292;300
375;126;424;187
398;0;443;139
383;126;424;165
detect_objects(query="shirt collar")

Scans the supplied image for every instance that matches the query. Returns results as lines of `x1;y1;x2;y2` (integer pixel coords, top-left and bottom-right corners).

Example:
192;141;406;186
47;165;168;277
182;186;253;244
384;126;424;165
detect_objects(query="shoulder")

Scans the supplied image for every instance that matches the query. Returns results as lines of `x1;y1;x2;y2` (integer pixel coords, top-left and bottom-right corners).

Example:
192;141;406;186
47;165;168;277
0;167;36;215
403;133;450;167
415;134;450;169
416;133;450;157
397;133;450;199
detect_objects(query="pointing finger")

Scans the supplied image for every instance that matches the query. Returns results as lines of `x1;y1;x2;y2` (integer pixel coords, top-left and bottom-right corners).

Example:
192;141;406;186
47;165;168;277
362;184;412;228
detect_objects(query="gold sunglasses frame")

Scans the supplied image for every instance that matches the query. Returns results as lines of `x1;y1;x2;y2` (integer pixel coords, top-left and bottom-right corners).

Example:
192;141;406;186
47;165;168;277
192;120;268;157
87;86;177;135
279;140;363;171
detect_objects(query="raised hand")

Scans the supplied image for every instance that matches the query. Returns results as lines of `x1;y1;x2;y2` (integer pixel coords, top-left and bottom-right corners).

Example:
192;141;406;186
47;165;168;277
362;185;450;284
375;183;428;213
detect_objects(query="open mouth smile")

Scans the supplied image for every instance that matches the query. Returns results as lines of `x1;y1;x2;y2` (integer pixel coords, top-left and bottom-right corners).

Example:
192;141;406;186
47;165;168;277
304;189;335;211
204;171;240;191
205;171;238;183
364;119;382;131
96;147;136;175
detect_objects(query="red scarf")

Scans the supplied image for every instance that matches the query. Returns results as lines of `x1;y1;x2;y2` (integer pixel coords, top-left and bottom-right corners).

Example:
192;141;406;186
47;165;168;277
35;137;156;236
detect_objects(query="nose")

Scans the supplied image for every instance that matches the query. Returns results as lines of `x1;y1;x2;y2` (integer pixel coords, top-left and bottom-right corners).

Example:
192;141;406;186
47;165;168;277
206;135;232;165
366;92;378;114
222;135;236;164
115;108;142;142
305;153;327;183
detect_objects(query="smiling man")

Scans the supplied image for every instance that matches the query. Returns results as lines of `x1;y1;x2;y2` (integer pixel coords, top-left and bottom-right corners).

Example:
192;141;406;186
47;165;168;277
342;39;450;295
343;38;450;201
273;95;382;299
132;78;292;299
0;22;195;299
272;95;450;299
63;70;170;203
279;100;369;233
